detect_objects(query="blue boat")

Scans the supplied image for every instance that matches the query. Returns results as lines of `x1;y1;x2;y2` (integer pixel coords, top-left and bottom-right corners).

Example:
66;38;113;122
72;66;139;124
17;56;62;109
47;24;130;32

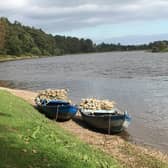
36;99;78;121
79;108;131;133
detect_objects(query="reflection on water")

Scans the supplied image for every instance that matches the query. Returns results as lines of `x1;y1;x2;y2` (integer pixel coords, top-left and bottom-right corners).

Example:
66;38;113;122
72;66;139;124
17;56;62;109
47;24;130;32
0;51;168;152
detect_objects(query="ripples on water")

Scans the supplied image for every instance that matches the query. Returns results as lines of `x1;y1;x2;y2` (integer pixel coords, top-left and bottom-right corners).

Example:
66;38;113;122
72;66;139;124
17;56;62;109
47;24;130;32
0;51;168;152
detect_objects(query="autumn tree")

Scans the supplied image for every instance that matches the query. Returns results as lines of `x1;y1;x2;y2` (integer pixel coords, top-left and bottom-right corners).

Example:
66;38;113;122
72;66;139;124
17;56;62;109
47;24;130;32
0;17;7;54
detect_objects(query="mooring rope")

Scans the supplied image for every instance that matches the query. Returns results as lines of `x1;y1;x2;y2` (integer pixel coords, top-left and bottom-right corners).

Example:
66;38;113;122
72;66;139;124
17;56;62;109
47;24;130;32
108;114;111;135
55;105;59;121
103;113;111;147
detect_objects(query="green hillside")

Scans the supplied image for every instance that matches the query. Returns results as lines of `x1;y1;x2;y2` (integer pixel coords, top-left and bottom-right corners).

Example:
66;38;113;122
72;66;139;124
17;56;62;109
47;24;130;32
0;17;168;59
0;90;120;168
0;17;94;56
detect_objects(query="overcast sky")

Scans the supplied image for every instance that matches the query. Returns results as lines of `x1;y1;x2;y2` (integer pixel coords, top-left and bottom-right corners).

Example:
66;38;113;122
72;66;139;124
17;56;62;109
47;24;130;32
0;0;168;44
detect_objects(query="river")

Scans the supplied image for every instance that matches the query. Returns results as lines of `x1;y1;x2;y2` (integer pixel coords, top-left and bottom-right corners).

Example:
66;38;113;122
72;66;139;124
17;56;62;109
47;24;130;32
0;51;168;152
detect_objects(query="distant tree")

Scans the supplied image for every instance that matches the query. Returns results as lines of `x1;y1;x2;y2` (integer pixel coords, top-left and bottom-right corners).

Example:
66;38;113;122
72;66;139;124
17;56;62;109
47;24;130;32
6;35;22;55
54;48;64;55
1;17;168;57
20;33;35;53
158;41;167;51
80;38;94;53
150;41;168;52
0;18;7;54
31;47;42;55
151;47;160;53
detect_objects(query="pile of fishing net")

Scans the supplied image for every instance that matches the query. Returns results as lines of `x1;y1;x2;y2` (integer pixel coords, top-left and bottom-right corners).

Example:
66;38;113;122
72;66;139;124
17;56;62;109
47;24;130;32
35;89;71;105
80;98;116;110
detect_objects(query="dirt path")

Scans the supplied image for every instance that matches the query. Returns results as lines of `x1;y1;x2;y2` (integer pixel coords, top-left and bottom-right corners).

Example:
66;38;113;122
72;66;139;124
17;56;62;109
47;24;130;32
1;87;168;167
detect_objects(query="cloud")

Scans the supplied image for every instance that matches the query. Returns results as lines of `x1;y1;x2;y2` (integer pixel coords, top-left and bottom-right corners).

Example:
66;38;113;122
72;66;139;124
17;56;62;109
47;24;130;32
0;0;28;9
0;0;168;42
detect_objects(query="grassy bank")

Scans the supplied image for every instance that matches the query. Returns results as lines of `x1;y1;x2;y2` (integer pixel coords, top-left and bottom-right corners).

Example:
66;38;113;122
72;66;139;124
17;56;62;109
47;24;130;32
0;55;52;62
0;90;120;168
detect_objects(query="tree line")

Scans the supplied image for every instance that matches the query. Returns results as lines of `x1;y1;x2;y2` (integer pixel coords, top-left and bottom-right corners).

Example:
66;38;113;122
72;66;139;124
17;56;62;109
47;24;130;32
0;17;168;56
0;17;94;56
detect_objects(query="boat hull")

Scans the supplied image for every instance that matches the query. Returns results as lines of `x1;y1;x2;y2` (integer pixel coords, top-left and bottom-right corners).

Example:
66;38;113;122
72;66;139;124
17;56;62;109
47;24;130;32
80;110;131;133
37;104;78;121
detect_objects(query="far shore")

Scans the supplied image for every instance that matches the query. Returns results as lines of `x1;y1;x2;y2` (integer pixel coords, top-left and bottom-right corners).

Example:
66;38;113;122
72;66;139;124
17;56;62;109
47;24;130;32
0;51;146;63
0;55;53;63
0;86;168;167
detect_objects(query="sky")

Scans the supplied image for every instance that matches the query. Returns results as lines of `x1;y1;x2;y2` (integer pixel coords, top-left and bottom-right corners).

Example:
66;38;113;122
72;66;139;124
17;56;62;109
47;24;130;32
0;0;168;44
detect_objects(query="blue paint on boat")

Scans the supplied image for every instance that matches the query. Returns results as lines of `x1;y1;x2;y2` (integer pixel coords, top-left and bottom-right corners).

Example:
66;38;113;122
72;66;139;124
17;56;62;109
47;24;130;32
36;99;78;121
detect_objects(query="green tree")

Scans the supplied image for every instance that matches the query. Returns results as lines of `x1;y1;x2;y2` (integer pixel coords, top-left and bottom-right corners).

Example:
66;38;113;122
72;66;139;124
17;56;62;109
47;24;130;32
0;18;7;54
31;47;42;55
6;35;22;55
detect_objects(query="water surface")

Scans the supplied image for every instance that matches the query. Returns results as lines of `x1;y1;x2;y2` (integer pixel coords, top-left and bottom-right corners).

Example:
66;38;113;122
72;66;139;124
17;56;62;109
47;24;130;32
0;51;168;152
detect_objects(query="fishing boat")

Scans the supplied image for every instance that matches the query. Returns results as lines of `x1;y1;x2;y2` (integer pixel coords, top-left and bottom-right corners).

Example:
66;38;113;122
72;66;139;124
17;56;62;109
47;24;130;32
79;108;131;133
36;99;78;121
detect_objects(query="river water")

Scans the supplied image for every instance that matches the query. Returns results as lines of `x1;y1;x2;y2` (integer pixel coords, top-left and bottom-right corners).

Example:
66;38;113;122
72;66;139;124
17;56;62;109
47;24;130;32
0;51;168;152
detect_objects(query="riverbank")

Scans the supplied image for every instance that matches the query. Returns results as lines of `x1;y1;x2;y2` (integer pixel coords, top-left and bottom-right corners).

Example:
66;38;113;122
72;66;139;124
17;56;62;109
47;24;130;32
0;87;168;168
0;55;53;62
0;51;143;62
0;89;121;168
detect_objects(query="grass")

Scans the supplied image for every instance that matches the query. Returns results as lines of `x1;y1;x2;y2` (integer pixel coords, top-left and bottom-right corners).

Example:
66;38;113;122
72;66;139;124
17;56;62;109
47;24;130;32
0;55;52;62
0;90;121;168
162;48;168;52
0;55;38;62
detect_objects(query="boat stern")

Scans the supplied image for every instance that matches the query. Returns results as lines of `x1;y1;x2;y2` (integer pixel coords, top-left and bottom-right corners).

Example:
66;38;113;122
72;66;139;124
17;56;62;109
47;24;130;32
123;111;132;129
